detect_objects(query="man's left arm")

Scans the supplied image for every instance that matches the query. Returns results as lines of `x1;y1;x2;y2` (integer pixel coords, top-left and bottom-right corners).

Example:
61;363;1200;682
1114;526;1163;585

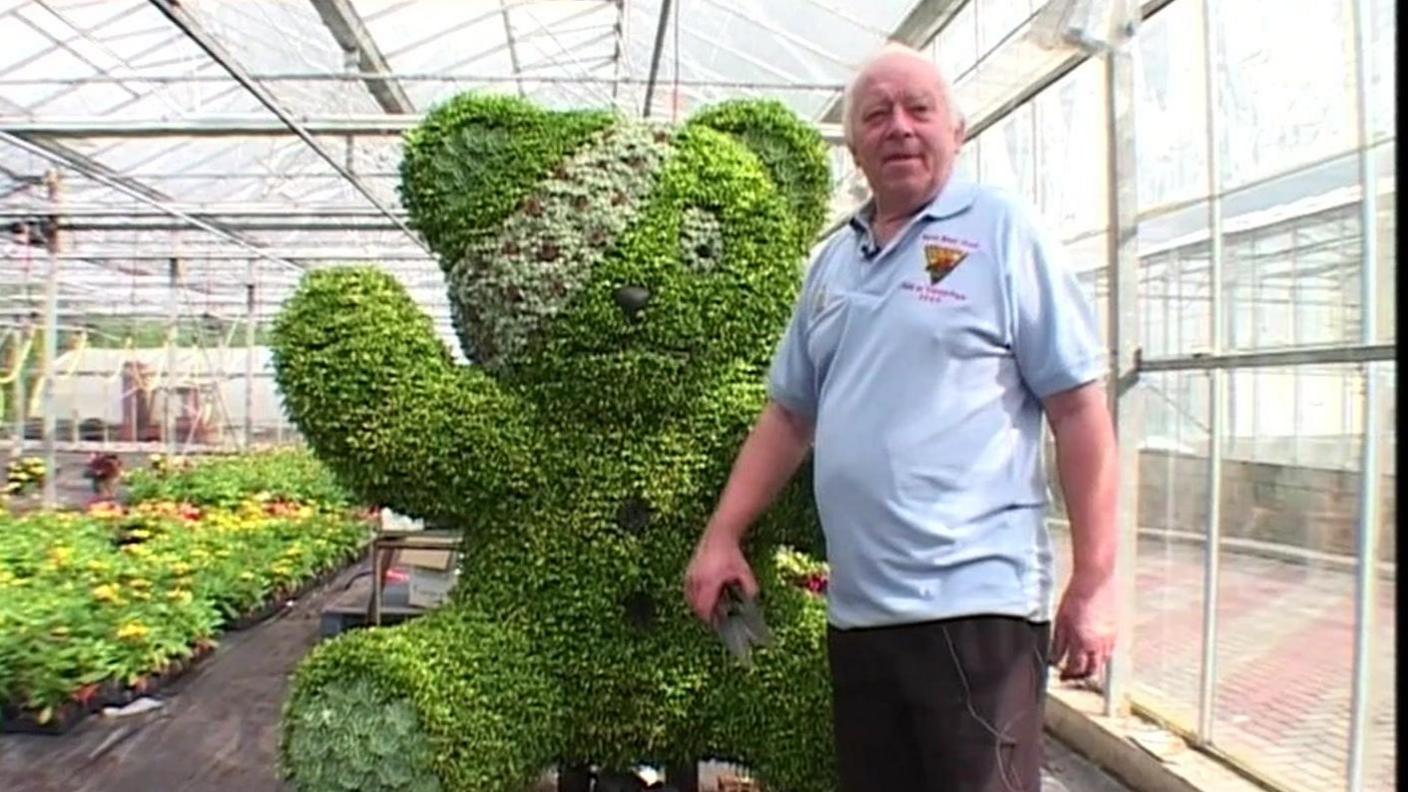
1004;199;1120;681
1043;382;1119;681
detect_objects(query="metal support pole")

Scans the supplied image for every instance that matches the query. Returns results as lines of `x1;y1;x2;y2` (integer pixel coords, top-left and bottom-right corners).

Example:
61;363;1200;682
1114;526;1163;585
497;0;525;97
165;256;180;456
1290;227;1302;465
41;170;61;508
1196;0;1224;746
610;0;627;107
641;0;675;117
1101;1;1142;718
1345;0;1381;785
243;260;256;450
9;327;24;460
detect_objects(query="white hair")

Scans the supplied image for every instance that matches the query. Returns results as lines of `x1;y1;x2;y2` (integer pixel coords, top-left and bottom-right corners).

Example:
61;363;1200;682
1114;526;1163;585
840;42;965;148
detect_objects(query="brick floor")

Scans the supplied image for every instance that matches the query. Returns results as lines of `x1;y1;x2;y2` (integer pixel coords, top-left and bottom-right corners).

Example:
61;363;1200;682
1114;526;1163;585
1051;531;1396;792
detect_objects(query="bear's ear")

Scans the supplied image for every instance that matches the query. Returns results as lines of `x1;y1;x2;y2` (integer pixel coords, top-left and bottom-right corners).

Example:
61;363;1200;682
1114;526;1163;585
399;93;615;268
685;98;831;243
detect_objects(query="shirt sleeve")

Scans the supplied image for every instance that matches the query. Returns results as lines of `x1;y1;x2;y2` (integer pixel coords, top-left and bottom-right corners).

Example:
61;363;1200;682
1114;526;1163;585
1008;204;1108;400
766;263;822;420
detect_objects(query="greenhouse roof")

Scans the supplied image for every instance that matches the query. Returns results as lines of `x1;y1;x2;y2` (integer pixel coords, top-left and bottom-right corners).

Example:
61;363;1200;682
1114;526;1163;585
0;0;1117;341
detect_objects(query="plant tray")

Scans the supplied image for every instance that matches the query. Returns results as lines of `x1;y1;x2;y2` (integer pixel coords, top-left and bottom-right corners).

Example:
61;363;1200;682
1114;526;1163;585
0;555;355;736
225;563;345;632
715;775;761;792
0;641;216;736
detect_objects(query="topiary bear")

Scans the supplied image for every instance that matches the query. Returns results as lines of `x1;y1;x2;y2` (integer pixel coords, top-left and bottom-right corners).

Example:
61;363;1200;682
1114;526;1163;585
272;93;837;792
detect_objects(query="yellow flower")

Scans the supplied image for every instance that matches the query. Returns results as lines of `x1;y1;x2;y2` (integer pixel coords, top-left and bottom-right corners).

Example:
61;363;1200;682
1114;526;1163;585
92;583;122;603
167;589;193;605
169;561;193;576
116;621;151;641
47;545;73;567
122;543;151;556
238;571;256;581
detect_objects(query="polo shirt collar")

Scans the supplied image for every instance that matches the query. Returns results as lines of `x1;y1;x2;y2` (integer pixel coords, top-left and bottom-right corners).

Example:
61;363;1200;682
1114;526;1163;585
847;178;979;236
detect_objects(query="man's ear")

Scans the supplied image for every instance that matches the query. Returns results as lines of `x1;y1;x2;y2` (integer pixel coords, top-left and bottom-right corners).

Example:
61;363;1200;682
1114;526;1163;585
400;93;614;269
685;99;831;243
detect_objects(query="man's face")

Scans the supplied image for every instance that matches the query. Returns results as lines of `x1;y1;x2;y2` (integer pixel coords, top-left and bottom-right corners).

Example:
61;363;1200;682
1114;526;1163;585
848;55;965;209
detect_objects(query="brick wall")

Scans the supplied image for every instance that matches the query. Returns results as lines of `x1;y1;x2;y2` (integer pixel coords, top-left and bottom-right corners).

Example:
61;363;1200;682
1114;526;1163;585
1047;449;1397;562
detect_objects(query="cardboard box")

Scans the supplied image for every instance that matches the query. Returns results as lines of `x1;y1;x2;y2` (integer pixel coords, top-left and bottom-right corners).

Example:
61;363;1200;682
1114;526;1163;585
408;565;458;608
397;547;456;570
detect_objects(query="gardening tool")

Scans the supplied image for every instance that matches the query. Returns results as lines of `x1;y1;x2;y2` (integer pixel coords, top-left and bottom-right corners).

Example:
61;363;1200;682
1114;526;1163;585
713;582;772;667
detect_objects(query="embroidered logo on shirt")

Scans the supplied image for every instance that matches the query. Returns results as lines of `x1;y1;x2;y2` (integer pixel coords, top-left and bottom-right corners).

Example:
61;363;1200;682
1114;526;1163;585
923;244;968;285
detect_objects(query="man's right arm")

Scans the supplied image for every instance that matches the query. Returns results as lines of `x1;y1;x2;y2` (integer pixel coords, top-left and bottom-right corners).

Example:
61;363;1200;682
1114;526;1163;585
684;400;814;621
686;239;830;622
704;399;814;544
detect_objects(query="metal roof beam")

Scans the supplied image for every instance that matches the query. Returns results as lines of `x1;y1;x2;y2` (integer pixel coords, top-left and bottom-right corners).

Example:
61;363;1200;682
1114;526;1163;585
698;0;857;73
7;249;437;261
1;115;846;142
308;0;415;114
53;219;405;232
0;72;845;90
0;131;307;277
815;0;970;125
146;0;429;254
0;204;408;218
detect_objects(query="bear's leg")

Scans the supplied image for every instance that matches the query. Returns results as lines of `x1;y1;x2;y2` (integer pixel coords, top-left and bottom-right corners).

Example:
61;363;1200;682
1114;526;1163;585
281;610;563;792
686;587;838;792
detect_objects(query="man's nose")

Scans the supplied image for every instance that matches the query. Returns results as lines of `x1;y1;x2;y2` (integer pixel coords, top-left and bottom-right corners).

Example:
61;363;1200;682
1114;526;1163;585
887;108;917;137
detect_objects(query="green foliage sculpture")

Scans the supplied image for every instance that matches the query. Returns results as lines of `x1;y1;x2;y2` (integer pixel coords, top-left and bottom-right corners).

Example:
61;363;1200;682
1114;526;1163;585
273;93;835;791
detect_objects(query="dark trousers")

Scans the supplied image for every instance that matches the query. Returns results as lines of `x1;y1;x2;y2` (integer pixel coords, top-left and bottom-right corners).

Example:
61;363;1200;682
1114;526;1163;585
826;615;1052;792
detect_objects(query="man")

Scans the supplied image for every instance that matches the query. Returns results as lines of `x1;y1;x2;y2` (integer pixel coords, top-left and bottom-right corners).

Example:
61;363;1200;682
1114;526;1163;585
684;43;1119;791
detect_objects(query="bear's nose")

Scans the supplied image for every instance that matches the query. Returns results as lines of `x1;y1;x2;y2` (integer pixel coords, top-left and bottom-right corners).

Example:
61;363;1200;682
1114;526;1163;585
613;285;651;319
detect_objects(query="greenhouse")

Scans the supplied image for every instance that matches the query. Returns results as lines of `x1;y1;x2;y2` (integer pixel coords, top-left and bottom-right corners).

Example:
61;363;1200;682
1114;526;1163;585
0;1;1395;791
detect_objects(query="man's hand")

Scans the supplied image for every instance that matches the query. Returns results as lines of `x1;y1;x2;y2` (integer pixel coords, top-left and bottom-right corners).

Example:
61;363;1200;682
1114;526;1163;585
683;532;758;625
1043;382;1119;683
1050;576;1116;681
683;400;812;625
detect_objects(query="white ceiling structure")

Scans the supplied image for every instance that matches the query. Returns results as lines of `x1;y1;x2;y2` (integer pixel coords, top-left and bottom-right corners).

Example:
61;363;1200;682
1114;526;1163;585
0;0;1105;343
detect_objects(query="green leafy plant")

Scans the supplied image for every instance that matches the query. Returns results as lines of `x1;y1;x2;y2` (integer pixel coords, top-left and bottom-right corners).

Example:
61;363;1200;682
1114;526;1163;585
4;456;46;498
0;486;370;726
274;94;836;791
125;448;354;509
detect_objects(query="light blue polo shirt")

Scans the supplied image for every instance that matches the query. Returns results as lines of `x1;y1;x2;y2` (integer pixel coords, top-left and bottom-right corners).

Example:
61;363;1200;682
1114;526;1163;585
768;178;1107;630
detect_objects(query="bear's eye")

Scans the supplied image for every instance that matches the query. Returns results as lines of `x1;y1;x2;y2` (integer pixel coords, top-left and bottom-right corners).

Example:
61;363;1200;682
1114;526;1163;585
679;206;724;273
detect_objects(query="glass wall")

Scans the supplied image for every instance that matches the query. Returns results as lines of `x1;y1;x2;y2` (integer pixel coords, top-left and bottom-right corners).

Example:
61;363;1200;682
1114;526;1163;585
953;0;1396;789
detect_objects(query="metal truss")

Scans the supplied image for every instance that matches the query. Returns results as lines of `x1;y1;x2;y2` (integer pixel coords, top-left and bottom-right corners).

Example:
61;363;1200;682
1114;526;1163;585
813;0;972;127
1;115;847;142
144;0;428;254
308;0;415;114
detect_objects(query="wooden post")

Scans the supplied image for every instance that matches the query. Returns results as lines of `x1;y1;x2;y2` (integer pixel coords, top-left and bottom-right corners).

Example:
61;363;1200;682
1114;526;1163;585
665;761;699;792
556;764;592;792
